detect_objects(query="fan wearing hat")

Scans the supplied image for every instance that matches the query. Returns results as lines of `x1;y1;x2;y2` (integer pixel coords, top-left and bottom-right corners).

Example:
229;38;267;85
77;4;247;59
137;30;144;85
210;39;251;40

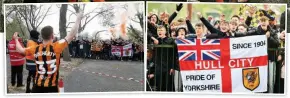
175;26;187;39
25;30;40;93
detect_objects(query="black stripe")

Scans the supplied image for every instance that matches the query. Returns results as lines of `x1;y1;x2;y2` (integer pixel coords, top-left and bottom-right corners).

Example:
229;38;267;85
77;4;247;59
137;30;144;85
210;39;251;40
34;46;40;86
48;45;55;87
41;46;48;87
26;59;35;63
26;59;36;70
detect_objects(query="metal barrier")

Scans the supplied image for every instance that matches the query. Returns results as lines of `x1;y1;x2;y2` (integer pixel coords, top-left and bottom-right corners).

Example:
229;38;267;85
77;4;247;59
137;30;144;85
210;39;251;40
268;48;285;94
146;44;285;93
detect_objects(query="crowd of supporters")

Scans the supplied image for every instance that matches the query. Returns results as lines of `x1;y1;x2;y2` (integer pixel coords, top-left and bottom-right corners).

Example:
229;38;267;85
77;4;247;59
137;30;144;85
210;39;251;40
68;38;144;61
146;3;285;93
8;37;144;61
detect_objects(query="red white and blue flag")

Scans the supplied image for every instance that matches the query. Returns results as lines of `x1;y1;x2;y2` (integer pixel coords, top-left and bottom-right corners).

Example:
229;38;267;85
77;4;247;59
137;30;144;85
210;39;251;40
176;35;268;93
177;38;221;61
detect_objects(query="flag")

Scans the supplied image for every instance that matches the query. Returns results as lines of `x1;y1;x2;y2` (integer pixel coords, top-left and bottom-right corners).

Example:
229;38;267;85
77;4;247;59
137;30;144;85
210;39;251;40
111;44;133;57
176;35;268;93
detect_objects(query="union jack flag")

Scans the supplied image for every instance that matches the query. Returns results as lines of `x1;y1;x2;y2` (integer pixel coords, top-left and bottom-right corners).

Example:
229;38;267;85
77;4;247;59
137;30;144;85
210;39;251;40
176;38;221;61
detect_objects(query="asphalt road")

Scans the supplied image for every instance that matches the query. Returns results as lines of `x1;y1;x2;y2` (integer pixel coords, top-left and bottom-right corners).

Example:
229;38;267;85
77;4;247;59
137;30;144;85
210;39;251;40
64;59;144;92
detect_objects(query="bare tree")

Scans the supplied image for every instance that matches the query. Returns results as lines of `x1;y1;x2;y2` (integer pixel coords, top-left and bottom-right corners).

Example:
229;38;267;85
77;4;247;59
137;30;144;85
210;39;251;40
6;13;29;40
66;4;122;33
5;5;29;39
15;13;26;36
11;5;53;34
128;3;144;31
59;4;71;61
127;24;143;45
59;4;67;39
5;5;53;38
126;3;144;45
58;4;120;61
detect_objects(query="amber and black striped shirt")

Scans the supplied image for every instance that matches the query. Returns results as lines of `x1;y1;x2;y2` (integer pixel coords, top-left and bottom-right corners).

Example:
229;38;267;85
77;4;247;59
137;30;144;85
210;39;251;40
25;39;68;87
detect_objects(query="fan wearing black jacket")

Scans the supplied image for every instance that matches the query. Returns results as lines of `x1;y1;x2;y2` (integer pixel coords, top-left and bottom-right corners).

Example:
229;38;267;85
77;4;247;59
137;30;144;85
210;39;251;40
151;25;178;92
245;16;279;93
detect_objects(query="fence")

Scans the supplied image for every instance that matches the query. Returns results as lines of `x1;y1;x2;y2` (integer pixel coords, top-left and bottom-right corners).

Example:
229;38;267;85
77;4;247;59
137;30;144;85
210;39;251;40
146;44;285;93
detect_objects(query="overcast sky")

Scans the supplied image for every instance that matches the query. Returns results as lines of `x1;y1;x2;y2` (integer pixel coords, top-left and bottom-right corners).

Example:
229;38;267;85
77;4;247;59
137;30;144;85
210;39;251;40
8;2;143;40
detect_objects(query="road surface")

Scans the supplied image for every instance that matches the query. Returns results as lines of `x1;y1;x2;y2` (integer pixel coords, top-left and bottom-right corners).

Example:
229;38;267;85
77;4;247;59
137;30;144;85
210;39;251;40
64;59;144;92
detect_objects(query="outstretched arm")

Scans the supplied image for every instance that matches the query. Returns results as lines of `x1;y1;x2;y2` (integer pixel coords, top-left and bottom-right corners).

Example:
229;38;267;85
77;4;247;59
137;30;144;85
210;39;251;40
186;19;195;34
261;10;275;21
168;3;183;24
65;12;83;43
13;32;25;54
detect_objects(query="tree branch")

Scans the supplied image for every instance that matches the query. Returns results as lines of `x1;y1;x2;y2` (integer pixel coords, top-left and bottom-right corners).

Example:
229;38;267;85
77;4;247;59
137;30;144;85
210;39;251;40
15;14;26;38
34;5;42;21
36;5;52;28
14;5;31;32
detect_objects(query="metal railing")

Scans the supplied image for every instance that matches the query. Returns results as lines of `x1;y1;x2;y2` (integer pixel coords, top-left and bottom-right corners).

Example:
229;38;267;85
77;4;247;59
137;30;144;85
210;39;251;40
146;44;285;93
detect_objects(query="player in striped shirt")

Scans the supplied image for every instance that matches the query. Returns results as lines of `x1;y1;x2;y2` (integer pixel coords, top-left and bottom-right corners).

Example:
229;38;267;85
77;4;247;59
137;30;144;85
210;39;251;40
13;12;83;93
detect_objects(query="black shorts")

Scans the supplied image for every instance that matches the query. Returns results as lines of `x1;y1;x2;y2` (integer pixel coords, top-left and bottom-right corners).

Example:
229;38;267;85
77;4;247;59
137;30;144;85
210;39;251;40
32;86;59;93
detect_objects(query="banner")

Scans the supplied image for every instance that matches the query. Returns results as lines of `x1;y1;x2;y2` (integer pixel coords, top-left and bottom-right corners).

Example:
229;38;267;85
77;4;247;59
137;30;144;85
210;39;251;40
111;45;122;57
111;44;133;57
123;44;133;57
176;35;268;93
